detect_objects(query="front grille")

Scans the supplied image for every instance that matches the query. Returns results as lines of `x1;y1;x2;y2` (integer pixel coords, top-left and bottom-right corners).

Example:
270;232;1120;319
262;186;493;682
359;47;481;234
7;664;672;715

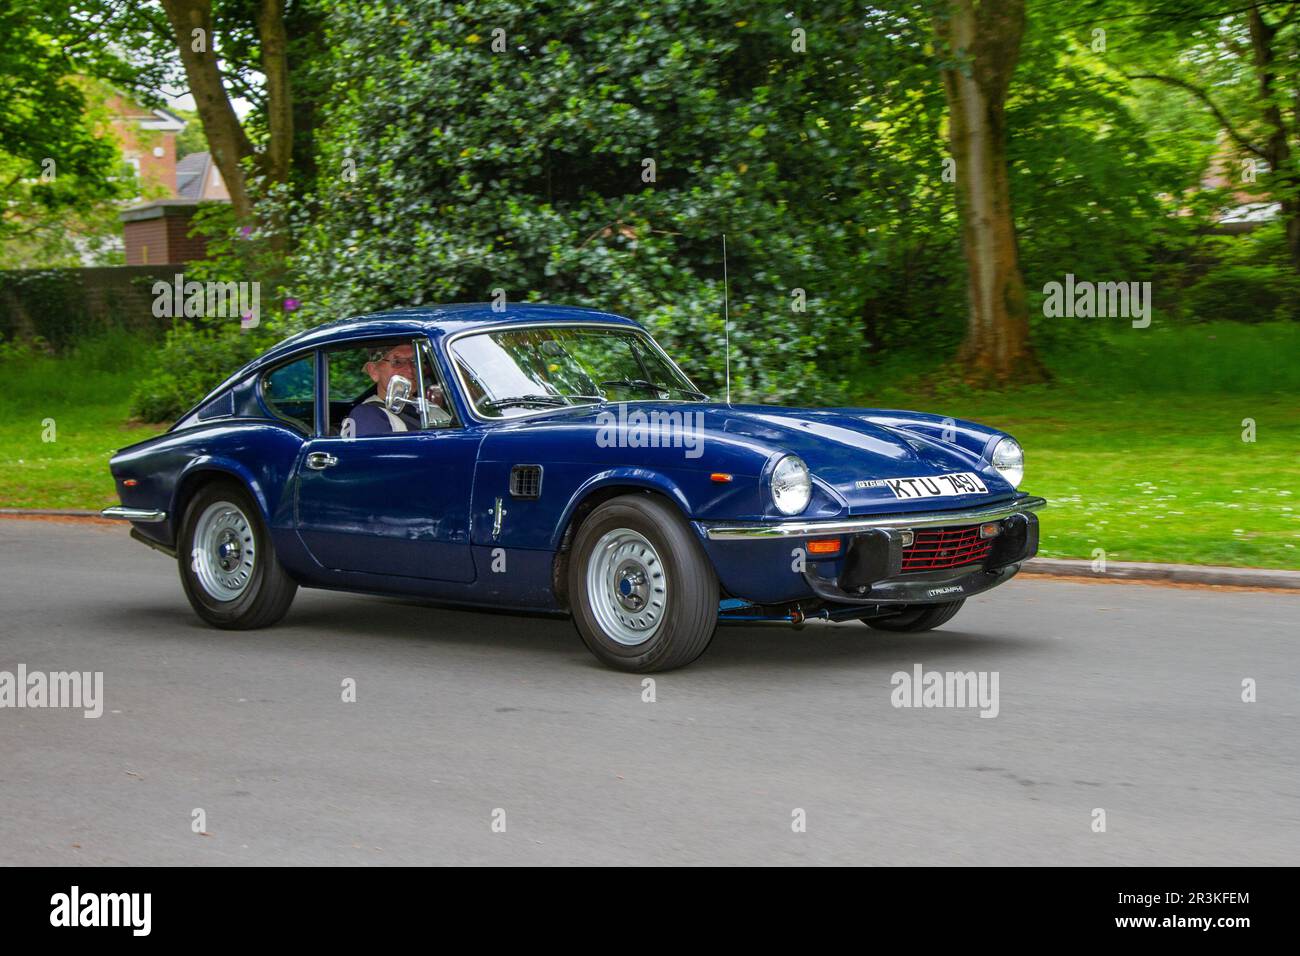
509;464;542;499
900;525;992;573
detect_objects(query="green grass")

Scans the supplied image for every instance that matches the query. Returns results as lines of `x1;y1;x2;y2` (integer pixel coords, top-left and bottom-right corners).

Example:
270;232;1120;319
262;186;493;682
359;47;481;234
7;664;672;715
853;321;1300;570
884;391;1297;569
0;332;166;510
1;322;1296;569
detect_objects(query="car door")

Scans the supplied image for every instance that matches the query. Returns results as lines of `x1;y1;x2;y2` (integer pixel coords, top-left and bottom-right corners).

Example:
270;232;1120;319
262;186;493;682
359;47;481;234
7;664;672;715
293;337;480;583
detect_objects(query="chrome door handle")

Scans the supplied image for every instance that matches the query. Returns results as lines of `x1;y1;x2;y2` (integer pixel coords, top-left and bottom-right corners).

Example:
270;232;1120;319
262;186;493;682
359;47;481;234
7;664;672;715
306;452;338;470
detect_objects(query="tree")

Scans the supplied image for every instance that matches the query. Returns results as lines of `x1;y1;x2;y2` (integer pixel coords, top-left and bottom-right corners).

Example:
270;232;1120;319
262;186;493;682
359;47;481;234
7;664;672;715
71;0;319;226
1090;0;1300;270
286;0;885;402
934;0;1046;383
157;0;291;221
0;2;131;260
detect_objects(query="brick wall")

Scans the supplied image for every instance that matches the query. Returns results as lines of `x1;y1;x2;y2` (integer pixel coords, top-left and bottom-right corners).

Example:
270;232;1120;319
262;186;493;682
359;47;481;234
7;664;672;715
0;266;190;350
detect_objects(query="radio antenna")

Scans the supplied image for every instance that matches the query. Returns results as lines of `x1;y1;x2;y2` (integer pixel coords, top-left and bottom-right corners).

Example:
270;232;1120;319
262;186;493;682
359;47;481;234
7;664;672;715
722;233;730;406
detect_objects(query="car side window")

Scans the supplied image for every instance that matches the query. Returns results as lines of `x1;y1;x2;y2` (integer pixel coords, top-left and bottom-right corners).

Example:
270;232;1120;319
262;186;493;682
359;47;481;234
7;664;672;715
323;338;457;436
260;354;316;434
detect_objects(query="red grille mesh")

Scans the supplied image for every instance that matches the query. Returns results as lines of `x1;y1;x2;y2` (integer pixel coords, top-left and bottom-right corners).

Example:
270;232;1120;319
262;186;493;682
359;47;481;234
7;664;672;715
900;526;991;572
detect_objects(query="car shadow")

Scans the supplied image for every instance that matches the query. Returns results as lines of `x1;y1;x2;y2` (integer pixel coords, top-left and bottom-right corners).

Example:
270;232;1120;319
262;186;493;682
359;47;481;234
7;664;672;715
700;624;1036;672
101;591;1045;673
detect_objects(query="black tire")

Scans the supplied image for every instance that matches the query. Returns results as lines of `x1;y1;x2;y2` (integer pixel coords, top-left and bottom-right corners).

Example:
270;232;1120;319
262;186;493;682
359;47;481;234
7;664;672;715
178;479;297;629
568;494;718;672
862;599;964;632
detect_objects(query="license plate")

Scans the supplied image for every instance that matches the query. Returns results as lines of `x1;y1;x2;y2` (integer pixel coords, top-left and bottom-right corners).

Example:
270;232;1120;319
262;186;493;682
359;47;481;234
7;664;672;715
877;472;988;499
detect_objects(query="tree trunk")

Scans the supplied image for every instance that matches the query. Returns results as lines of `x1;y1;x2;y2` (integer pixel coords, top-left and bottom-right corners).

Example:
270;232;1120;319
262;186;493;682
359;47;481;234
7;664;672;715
935;0;1046;384
1246;3;1300;269
161;0;256;220
257;0;293;186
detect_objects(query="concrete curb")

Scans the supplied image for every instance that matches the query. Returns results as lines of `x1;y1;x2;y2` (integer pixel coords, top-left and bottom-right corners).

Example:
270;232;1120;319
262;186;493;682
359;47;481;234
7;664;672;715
1023;557;1300;590
0;510;1295;589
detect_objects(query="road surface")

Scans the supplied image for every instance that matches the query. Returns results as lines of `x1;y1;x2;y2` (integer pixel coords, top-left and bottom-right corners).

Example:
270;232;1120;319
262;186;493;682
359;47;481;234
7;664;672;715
1;518;1296;865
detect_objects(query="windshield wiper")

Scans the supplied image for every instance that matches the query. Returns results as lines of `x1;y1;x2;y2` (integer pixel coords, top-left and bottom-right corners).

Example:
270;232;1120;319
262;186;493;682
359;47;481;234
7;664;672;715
601;379;707;401
600;378;670;396
481;394;568;410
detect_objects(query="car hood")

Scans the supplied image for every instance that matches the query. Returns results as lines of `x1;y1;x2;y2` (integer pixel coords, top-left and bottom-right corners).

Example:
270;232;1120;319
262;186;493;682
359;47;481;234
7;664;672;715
706;405;1014;506
510;401;1019;511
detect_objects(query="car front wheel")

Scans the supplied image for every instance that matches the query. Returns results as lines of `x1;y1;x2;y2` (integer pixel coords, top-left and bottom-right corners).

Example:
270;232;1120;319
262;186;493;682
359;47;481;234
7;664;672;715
569;494;718;672
862;599;964;632
178;479;297;629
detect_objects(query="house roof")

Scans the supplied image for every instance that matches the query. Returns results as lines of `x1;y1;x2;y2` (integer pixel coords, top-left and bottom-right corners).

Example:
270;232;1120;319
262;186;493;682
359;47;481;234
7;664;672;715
176;152;213;200
119;198;201;222
137;107;186;132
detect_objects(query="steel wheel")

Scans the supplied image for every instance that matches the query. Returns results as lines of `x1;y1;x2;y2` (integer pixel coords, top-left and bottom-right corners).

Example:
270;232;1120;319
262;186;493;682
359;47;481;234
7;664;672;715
191;499;257;602
584;528;668;646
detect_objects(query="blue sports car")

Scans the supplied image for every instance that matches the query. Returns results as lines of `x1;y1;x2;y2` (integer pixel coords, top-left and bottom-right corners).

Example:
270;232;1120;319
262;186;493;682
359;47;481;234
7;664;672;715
102;304;1045;671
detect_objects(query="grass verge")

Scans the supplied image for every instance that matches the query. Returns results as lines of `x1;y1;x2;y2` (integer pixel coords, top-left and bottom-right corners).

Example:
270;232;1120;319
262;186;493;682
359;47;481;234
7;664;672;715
0;331;166;510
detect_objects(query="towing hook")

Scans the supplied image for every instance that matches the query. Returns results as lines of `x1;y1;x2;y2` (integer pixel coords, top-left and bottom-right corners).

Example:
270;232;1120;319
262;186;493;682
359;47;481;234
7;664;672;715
789;605;805;626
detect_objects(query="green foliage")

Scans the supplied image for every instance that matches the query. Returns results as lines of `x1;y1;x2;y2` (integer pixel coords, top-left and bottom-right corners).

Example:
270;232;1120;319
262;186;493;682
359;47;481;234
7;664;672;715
0;5;133;260
130;321;271;422
172;107;210;160
285;0;885;402
135;0;1299;420
1185;264;1300;323
1178;223;1300;323
127;202;304;421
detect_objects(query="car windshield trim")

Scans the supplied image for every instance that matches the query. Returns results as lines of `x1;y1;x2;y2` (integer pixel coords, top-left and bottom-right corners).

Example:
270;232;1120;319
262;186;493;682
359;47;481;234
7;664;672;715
446;321;703;423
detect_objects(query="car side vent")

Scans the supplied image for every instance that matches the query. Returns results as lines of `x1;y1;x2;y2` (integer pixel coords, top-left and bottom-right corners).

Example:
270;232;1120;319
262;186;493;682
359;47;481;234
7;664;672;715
196;392;234;421
509;464;543;499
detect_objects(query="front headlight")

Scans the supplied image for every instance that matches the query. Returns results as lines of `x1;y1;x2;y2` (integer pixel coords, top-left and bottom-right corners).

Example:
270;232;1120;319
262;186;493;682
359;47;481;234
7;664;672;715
771;455;811;515
991;437;1024;488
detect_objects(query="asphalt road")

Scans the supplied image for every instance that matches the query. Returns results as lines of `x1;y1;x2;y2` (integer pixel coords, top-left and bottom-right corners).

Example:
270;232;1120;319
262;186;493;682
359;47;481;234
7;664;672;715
1;518;1296;866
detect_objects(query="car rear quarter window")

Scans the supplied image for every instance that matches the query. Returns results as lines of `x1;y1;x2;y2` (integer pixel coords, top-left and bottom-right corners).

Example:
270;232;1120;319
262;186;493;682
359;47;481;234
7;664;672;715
260;354;316;433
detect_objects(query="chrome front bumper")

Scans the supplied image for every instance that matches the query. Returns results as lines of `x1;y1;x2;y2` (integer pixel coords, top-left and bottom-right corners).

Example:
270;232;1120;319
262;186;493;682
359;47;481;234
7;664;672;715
101;506;168;523
702;495;1046;540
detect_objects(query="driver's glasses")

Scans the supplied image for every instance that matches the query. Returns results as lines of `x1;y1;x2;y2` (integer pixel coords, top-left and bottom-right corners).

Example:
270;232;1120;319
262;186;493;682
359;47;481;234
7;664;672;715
381;355;415;371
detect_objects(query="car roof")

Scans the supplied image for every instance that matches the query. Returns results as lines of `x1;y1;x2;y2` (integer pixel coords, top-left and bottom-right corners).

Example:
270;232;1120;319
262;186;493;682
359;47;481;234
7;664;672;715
251;303;641;372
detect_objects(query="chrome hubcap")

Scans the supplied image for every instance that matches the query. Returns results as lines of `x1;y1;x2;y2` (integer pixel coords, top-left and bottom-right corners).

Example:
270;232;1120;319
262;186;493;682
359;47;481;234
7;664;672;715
586;529;667;646
192;500;256;601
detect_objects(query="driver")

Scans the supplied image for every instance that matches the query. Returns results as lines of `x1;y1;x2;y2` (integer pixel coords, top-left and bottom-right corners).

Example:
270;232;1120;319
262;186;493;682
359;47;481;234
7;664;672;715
342;344;452;436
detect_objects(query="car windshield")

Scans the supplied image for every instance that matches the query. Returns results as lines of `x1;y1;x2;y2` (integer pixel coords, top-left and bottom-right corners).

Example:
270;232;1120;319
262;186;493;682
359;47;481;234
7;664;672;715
450;325;705;419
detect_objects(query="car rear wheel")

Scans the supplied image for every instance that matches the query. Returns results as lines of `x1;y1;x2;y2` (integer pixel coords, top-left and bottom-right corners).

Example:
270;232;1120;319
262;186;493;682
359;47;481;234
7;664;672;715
569;494;718;672
178;480;297;629
862;600;964;632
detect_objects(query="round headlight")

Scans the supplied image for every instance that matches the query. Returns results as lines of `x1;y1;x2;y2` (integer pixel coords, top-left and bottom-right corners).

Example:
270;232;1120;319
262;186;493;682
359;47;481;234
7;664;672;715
991;438;1024;488
771;455;811;515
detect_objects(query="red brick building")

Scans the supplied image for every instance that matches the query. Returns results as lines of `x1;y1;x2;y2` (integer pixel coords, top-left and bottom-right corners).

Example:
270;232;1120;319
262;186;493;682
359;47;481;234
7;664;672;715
110;96;231;265
106;95;186;197
120;200;212;265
